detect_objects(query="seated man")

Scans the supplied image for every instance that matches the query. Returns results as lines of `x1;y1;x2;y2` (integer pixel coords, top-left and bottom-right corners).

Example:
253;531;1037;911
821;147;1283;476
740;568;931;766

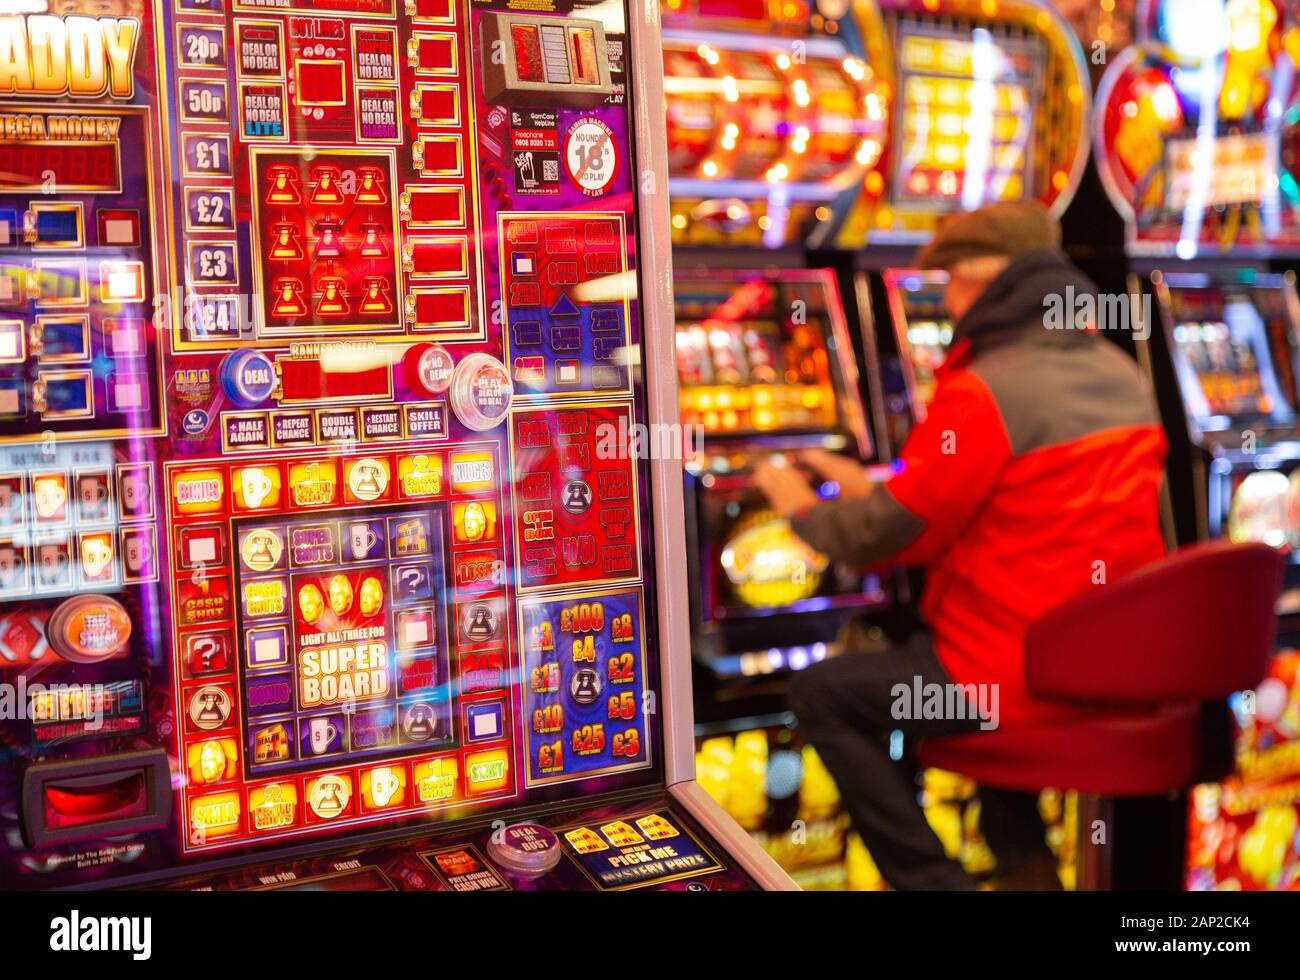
753;202;1168;890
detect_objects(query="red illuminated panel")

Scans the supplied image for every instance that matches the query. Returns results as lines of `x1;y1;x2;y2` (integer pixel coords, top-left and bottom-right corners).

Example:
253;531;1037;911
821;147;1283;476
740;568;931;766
418;87;459;122
570;28;599;84
409;0;453;19
279;356;391;402
695;0;778;21
0;142;120;192
511;25;545;82
44;773;148;830
411;288;470;327
510;403;640;591
407;238;467;277
251;149;402;334
415;36;456;72
406;188;464;225
296;61;347;106
419;138;461;173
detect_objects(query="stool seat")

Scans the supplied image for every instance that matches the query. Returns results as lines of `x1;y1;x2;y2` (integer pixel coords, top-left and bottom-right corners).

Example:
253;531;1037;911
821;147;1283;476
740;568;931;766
919;541;1282;796
918;703;1201;795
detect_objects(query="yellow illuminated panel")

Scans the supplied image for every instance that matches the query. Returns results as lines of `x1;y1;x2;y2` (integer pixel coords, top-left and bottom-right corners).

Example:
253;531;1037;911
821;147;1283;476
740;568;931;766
892;22;1042;210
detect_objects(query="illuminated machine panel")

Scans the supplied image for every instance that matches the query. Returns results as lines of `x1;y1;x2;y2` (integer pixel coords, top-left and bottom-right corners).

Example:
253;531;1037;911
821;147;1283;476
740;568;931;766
1095;0;1300;255
673;270;867;445
890;21;1043;211
1186;649;1300;890
660;0;891;247
0;12;166;442
1152;270;1300;439
836;0;1091;245
0;0;787;891
660;0;1090;248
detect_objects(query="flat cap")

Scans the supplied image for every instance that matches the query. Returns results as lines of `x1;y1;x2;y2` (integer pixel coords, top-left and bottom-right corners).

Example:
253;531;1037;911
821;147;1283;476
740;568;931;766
915;200;1062;271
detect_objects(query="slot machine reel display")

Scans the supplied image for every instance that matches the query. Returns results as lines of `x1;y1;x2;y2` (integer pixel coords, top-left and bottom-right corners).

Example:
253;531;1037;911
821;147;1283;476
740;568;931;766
0;0;791;891
836;0;1092;248
660;0;891;248
1147;273;1300;554
673;269;884;680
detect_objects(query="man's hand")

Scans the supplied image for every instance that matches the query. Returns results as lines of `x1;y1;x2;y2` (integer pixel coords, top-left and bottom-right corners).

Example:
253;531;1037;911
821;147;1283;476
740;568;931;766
752;457;820;520
799;448;874;499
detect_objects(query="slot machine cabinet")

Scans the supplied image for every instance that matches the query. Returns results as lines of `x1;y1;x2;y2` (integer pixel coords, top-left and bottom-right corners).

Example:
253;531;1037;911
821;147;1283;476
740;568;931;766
1143;270;1300;553
673;268;885;681
835;0;1092;250
0;1;175;877
1094;0;1300;891
660;0;891;250
660;2;895;690
0;0;794;892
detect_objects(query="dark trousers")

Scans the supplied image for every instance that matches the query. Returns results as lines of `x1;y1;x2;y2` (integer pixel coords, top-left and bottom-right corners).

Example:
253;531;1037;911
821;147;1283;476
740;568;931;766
788;636;1054;890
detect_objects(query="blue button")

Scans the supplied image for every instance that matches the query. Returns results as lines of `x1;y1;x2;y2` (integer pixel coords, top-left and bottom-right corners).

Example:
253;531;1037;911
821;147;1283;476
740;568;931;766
221;350;276;407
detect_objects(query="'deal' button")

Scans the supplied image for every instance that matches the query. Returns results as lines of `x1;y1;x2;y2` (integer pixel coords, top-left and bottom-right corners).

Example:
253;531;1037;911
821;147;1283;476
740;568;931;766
221;350;276;408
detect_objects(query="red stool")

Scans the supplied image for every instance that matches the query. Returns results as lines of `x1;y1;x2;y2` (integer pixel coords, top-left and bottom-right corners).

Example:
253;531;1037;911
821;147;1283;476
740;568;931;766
918;540;1283;888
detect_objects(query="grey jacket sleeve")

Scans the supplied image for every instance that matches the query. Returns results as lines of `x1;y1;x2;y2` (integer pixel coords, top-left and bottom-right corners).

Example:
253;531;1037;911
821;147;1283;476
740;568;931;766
789;484;927;567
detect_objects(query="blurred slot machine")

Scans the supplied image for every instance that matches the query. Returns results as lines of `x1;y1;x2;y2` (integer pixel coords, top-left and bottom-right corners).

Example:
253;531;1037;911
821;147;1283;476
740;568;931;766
0;0;793;892
1093;0;1300;890
880;267;952;447
0;0;175;886
674;269;883;681
661;3;896;676
661;0;891;249
660;0;898;888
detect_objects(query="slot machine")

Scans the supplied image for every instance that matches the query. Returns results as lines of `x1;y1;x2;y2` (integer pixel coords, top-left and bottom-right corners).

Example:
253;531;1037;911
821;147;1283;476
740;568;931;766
1093;0;1300;890
879;267;950;448
0;0;793;891
660;0;901;889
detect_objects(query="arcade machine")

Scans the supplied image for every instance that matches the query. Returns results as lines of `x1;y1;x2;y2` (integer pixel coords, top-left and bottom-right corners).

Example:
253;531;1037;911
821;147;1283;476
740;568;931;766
1093;0;1300;889
661;0;896;888
0;0;793;891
